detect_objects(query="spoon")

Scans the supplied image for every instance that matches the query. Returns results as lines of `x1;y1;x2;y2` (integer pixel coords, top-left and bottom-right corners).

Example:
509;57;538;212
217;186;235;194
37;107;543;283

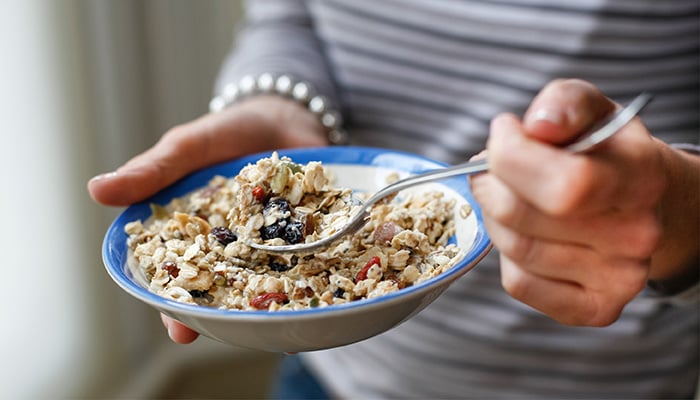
249;92;652;254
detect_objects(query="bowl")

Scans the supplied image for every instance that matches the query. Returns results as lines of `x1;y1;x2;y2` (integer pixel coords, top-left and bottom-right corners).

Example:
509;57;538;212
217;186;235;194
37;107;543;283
102;146;491;352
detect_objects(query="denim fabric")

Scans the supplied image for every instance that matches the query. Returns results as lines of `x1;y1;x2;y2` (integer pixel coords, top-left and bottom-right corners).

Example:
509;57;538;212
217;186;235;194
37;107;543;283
270;355;330;400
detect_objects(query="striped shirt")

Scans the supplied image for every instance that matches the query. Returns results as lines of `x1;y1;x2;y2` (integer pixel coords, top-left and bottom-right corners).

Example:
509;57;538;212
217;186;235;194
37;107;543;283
217;1;699;398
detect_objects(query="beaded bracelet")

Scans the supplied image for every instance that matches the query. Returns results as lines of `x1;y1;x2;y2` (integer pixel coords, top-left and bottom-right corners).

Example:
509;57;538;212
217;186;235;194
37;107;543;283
209;73;348;145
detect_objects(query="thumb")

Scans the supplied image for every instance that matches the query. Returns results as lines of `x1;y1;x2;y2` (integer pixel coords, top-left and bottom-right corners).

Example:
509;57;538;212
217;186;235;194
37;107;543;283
523;79;616;146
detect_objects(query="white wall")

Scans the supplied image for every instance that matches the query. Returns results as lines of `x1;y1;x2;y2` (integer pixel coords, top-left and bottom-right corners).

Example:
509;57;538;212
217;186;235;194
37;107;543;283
0;1;273;399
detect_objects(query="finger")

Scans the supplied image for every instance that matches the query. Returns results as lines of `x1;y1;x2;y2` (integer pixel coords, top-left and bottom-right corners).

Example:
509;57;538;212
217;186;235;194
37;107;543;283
472;171;662;259
523;79;615;145
487;113;625;216
499;254;624;326
88;112;247;206
482;213;597;284
161;314;200;344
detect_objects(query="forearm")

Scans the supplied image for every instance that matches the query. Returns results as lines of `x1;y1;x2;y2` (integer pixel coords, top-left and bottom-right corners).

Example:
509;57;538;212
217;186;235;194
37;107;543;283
649;139;700;292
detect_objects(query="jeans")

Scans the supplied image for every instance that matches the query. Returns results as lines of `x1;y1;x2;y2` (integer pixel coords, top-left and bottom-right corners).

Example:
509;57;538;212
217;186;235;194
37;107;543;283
270;355;330;400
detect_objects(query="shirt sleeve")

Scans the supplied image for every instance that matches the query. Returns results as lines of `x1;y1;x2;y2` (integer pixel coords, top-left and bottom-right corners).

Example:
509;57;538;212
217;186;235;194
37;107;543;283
214;0;339;105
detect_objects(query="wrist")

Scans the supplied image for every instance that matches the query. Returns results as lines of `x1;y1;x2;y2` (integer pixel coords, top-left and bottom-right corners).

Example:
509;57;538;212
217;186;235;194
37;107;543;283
649;139;700;290
209;73;348;145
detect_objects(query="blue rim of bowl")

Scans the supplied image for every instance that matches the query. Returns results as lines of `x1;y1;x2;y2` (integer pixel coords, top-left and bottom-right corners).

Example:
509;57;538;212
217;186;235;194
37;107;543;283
102;146;492;321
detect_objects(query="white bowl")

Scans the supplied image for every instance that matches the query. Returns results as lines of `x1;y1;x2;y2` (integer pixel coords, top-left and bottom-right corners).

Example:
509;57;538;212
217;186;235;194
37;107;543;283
102;146;491;352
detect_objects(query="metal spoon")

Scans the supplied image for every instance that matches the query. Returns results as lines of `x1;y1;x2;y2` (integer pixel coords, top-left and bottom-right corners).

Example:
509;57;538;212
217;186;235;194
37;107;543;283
249;92;652;254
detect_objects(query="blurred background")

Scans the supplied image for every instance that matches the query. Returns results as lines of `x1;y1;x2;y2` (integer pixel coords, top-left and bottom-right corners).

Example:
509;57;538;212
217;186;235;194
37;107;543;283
1;1;281;398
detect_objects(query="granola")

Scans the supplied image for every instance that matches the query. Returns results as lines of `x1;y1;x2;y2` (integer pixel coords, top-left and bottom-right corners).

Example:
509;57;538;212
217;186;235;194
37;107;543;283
125;152;465;311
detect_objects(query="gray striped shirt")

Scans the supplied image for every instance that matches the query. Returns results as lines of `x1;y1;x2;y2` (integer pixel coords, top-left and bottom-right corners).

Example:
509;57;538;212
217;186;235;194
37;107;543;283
217;0;699;398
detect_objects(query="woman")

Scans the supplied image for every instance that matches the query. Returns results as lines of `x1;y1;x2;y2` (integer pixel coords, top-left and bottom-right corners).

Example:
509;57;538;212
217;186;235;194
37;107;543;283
89;1;699;398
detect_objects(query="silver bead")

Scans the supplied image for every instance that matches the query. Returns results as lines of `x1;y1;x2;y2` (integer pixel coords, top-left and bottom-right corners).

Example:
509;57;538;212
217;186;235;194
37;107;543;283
328;129;348;145
238;75;256;96
275;75;294;96
209;96;226;113
256;73;275;92
222;83;239;103
292;81;312;103
308;95;327;114
321;110;342;130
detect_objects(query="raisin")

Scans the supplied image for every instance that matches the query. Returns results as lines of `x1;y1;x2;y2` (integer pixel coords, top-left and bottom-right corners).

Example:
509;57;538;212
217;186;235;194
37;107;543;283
303;213;316;235
269;261;291;272
333;288;345;298
284;220;305;244
260;222;285;240
211;226;237;245
162;261;179;278
250;292;289;310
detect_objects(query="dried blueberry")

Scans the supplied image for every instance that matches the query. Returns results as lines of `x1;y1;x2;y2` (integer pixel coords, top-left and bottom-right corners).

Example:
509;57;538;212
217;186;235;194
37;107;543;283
263;197;291;215
333;288;345;298
260;221;285;240
211;226;237;245
269;261;291;272
284;221;305;244
189;290;214;304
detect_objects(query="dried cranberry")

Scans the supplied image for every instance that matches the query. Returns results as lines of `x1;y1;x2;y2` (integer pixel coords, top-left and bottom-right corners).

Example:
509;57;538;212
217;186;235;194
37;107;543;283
252;186;266;202
250;292;289;309
211;226;237;245
260;222;285;240
355;256;381;282
162;261;179;278
269;261;291;272
284;221;305;244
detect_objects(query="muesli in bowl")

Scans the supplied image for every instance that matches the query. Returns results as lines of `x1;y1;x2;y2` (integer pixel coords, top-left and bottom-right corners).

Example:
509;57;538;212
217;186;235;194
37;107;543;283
102;146;491;352
125;151;465;311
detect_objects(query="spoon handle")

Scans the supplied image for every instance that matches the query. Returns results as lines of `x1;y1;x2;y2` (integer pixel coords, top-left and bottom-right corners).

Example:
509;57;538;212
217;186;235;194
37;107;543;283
365;159;489;208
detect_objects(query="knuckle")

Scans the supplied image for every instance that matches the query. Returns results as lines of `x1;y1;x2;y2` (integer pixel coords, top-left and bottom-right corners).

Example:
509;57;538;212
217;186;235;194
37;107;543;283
488;193;528;228
500;267;529;302
499;233;538;267
616;262;649;296
569;295;622;327
545;159;598;215
627;214;662;259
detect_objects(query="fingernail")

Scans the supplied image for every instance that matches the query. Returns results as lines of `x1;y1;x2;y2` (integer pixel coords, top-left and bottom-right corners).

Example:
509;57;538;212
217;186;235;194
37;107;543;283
89;171;118;182
528;108;564;126
160;315;175;339
166;325;175;340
